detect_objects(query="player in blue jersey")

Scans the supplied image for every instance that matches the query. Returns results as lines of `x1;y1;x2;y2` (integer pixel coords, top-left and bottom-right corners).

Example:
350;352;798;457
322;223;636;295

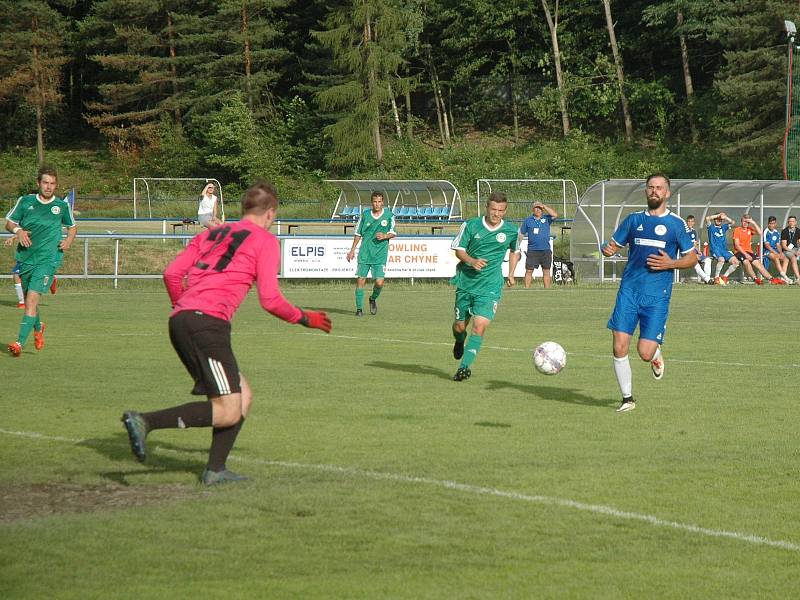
763;216;791;284
602;174;697;412
684;215;711;284
518;202;557;288
705;212;739;285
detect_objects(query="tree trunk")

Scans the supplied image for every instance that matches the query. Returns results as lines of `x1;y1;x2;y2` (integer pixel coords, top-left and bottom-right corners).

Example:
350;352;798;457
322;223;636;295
404;82;413;140
541;0;571;136
31;17;45;164
448;86;454;138
389;81;402;138
677;8;698;142
242;2;253;112
602;0;633;142
365;16;382;162
166;12;181;124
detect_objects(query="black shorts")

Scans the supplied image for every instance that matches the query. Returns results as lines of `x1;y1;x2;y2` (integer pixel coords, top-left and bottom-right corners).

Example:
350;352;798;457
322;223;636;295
526;249;553;270
169;310;241;397
734;252;754;262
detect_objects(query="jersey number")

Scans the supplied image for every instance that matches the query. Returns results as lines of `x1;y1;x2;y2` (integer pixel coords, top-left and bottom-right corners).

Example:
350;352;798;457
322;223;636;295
195;226;251;271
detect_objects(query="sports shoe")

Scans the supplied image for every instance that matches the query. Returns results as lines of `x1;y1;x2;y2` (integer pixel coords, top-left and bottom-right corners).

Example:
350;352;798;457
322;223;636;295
369;297;377;315
754;278;763;285
616;397;636;412
721;275;729;285
121;411;149;463
713;276;721;285
782;275;793;284
651;353;665;380
706;279;715;285
453;339;465;360
355;309;363;317
7;341;22;357
49;277;57;295
453;367;472;381
201;468;249;486
771;277;786;285
33;323;45;351
16;302;25;309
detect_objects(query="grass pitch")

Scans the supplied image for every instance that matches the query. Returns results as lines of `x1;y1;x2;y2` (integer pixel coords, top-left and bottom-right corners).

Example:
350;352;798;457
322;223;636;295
1;282;799;598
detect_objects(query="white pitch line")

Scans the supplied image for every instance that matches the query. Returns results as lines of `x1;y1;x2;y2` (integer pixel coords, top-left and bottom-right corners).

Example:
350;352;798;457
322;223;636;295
1;427;798;552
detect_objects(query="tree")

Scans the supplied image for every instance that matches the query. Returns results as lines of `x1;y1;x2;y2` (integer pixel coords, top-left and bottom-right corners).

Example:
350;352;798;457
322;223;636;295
601;0;633;142
540;0;570;136
312;0;410;167
0;0;70;163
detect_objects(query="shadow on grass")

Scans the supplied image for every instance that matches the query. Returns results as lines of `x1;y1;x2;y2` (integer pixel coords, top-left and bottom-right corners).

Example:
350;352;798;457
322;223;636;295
484;379;615;408
302;306;357;316
79;432;207;485
366;360;453;381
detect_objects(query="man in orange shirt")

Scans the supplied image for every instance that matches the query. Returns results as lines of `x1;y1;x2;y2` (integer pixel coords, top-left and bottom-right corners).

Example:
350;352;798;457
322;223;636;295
732;214;772;284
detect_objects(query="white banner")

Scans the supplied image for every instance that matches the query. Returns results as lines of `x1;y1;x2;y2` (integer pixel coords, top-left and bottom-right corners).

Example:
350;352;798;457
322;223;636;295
280;236;552;279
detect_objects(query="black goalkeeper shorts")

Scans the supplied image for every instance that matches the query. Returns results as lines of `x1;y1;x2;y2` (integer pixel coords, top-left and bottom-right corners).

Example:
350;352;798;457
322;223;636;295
169;310;241;397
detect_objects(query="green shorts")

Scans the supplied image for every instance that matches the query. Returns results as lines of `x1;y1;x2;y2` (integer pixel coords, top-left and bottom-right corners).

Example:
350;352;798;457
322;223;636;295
454;288;499;322
19;262;57;295
356;262;385;279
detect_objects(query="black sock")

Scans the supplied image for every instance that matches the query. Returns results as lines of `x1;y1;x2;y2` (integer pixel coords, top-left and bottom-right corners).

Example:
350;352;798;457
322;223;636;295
143;402;213;431
206;417;245;472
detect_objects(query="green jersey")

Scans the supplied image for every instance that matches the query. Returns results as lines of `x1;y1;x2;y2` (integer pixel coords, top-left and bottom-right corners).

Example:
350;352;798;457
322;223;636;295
355;207;396;265
6;193;75;266
450;217;520;296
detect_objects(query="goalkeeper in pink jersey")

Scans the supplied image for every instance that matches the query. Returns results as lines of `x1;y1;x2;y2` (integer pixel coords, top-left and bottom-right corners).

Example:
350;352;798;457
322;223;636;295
121;181;332;485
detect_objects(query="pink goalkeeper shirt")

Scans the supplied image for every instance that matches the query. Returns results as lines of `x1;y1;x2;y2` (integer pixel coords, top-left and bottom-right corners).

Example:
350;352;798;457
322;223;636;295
163;218;302;324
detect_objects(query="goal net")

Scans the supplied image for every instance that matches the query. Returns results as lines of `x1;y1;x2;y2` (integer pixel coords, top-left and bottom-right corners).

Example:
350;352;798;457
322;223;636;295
132;177;225;220
475;179;579;222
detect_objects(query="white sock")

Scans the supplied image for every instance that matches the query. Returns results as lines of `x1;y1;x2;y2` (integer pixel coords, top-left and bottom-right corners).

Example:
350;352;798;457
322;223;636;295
714;261;723;277
14;283;23;303
694;263;708;281
613;355;632;398
723;264;737;277
703;258;712;279
651;346;662;364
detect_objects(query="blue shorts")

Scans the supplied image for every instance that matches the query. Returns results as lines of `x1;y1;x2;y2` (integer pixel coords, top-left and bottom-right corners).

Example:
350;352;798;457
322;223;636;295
11;261;21;275
607;286;670;344
711;250;734;261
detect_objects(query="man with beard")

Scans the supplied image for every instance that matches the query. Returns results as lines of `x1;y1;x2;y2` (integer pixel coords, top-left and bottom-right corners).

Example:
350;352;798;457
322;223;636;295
601;174;696;412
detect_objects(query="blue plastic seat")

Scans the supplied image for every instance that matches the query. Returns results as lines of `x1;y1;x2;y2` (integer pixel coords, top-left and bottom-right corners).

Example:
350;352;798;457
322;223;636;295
420;207;433;218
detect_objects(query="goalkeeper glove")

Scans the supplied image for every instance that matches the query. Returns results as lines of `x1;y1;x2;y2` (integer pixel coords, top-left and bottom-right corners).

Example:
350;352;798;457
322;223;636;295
299;310;332;333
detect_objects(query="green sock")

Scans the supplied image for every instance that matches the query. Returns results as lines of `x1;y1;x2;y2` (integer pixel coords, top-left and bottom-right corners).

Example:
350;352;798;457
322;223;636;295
460;334;483;368
370;284;383;301
17;315;36;346
452;326;467;343
355;288;365;310
34;312;42;332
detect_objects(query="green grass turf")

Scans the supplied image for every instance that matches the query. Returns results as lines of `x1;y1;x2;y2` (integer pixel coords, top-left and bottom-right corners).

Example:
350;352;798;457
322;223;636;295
1;282;799;598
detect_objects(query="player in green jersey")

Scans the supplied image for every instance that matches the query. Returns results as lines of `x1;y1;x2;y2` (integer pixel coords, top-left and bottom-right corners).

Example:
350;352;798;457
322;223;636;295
346;191;396;316
450;192;521;381
5;165;76;356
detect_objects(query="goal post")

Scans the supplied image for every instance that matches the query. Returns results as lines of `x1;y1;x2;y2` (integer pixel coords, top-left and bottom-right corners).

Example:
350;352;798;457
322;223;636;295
132;177;225;220
476;179;579;222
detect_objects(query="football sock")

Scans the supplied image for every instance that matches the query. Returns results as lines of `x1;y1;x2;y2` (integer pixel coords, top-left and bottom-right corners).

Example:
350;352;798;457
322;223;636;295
613;355;632;398
693;263;708;281
369;284;383;301
34;312;41;332
143;401;213;431
460;334;483;369
16;314;36;346
452;326;467;343
207;417;244;472
714;262;723;277
355;288;365;310
723;264;737;278
14;283;23;304
651;346;662;364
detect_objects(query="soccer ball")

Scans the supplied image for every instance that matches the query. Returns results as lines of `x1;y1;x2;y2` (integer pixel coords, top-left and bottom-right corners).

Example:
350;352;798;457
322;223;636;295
533;341;567;375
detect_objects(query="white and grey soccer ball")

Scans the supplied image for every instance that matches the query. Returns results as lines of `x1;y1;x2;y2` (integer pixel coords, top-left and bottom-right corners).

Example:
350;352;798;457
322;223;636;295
533;341;567;375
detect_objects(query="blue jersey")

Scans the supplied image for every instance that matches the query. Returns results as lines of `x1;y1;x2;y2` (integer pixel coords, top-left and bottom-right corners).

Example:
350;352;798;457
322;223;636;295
519;214;553;251
764;228;781;254
610;210;694;296
707;223;730;256
687;227;702;255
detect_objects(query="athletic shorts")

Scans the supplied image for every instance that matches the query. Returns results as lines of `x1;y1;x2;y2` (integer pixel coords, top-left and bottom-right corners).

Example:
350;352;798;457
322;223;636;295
356;262;385;279
18;262;56;295
169;310;241;397
454;288;498;322
198;213;214;227
607;286;670;344
783;248;800;258
525;249;552;270
711;250;734;261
